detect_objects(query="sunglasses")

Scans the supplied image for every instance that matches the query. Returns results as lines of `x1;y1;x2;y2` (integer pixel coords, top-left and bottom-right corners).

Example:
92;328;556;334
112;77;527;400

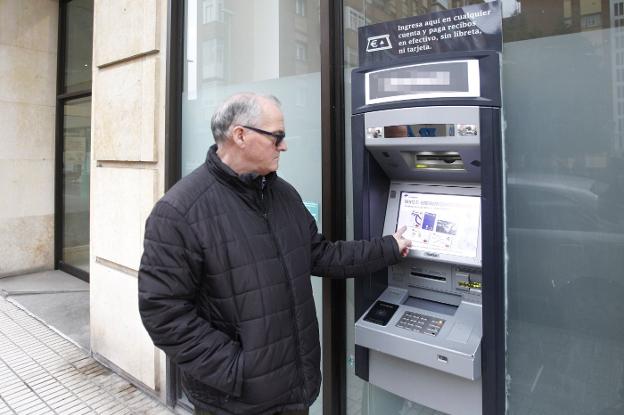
242;125;286;147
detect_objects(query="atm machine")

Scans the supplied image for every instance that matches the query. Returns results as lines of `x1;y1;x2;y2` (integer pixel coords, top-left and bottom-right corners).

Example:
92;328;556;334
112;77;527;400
352;51;501;415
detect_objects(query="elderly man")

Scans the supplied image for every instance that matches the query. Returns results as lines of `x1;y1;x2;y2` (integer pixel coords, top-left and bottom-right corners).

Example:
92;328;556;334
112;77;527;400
138;93;410;415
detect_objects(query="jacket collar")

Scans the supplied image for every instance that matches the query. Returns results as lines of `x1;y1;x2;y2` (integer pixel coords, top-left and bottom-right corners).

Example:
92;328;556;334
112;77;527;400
205;144;277;192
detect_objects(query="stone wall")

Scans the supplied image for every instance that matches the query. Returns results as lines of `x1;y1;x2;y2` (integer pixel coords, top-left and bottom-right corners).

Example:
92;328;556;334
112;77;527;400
0;0;58;277
90;0;168;398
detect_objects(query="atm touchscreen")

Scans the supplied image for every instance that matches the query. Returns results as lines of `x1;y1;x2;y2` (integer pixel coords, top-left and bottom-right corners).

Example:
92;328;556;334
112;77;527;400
396;192;481;263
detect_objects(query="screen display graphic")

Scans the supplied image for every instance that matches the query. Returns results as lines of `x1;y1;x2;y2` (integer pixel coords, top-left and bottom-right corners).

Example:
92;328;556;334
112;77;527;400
397;192;480;260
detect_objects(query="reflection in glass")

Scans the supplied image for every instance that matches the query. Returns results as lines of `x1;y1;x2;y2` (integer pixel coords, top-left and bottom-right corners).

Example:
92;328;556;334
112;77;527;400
62;98;91;272
503;0;617;42
504;0;624;413
182;1;322;413
64;0;93;93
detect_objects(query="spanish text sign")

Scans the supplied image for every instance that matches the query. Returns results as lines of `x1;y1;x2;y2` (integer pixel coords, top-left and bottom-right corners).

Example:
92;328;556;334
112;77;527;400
358;1;502;66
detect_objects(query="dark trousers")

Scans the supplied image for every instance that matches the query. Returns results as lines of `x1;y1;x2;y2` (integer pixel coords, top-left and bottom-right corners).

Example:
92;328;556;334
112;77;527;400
194;408;309;415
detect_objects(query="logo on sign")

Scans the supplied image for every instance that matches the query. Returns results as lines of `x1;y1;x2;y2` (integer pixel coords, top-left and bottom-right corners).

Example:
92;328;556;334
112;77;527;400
366;34;392;52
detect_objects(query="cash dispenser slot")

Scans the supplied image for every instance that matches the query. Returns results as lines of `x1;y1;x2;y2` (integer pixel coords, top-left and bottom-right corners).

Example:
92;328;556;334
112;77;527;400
408;285;463;308
403;296;458;317
410;270;446;282
401;151;465;171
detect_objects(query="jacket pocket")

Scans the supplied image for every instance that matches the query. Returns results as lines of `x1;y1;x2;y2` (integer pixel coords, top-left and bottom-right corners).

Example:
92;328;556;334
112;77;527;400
182;372;227;405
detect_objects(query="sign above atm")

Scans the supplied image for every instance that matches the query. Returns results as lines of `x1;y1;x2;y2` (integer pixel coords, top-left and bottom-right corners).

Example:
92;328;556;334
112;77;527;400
358;1;502;66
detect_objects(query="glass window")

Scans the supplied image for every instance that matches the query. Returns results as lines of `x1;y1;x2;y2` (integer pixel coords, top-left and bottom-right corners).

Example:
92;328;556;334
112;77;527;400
182;1;322;413
345;6;366;31
564;0;572;19
345;46;358;67
202;0;224;23
63;0;93;93
62;97;91;272
503;0;624;414
581;13;602;30
296;0;306;17
201;38;225;80
296;41;307;61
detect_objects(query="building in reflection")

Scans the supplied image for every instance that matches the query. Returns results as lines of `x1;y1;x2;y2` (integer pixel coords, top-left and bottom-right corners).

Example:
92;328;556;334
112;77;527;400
504;0;614;41
191;0;321;89
612;0;624;155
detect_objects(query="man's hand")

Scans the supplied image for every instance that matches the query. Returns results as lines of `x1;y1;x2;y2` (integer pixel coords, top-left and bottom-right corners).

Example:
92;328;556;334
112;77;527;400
393;226;412;258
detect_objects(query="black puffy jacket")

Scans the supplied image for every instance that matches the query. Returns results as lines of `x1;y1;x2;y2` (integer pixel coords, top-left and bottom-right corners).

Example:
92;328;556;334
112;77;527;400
138;146;400;415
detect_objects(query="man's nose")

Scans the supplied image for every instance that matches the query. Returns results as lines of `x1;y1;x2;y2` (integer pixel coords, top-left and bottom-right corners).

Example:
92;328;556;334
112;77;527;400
278;139;288;151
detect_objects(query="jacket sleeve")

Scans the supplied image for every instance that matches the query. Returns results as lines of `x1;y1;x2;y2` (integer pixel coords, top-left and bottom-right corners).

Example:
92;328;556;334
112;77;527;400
138;201;244;398
307;209;401;278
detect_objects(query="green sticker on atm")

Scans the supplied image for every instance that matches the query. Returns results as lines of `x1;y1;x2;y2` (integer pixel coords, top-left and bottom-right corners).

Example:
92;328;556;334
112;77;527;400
304;201;319;223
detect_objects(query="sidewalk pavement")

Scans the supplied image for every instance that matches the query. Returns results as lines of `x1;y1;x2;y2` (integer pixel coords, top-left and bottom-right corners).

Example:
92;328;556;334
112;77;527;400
0;296;175;415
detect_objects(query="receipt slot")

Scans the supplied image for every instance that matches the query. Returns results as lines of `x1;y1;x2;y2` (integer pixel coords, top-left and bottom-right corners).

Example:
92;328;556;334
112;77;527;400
352;51;501;415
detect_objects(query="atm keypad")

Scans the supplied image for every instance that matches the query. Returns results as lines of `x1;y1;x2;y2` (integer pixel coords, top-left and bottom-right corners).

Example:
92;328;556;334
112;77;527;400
396;311;445;336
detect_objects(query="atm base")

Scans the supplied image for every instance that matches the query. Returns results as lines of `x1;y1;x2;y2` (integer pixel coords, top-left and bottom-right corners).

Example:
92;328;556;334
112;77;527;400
369;350;482;415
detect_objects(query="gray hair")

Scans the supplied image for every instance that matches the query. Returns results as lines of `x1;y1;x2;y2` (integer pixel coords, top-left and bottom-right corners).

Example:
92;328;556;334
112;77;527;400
211;93;281;144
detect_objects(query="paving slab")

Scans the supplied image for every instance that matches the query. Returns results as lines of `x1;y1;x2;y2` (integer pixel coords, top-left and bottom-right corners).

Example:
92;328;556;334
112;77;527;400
0;297;175;415
0;270;89;349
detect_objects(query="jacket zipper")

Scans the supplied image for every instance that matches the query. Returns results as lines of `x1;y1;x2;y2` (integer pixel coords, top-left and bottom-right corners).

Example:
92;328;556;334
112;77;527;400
258;178;309;402
260;178;267;219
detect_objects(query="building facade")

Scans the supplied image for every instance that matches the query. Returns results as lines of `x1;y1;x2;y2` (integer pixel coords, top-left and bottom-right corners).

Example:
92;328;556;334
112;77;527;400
2;0;623;414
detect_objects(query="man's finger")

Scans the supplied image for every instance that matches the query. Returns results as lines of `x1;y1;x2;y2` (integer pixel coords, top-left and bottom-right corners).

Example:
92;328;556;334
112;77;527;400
395;225;407;236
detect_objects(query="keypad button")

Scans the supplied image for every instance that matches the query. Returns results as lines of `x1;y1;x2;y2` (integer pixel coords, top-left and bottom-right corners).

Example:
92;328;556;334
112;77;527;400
396;311;445;336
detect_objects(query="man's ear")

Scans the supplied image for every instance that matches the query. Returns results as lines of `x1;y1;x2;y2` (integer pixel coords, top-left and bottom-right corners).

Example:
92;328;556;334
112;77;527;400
231;126;246;148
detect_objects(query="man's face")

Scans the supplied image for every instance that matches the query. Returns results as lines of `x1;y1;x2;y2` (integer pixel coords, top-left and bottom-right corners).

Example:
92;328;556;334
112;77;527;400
240;100;287;176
